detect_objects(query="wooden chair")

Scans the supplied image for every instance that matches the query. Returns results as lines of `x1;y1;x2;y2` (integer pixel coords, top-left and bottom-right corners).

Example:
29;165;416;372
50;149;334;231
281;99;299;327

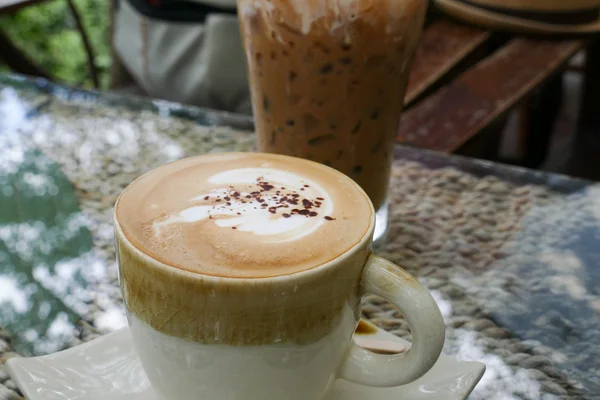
398;11;593;168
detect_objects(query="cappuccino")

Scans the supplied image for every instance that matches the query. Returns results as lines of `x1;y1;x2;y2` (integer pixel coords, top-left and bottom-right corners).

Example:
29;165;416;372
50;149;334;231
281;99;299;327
116;152;372;279
114;152;445;400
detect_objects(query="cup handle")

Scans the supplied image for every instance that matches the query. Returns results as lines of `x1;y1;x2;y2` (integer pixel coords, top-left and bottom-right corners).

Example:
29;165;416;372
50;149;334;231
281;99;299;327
338;254;446;387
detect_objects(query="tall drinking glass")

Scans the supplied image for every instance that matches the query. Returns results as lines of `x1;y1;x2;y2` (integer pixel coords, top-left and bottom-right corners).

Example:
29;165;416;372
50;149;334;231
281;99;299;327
238;0;427;244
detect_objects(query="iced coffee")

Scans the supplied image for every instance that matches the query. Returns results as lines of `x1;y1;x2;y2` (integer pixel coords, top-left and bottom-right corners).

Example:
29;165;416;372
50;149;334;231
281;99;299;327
238;0;427;214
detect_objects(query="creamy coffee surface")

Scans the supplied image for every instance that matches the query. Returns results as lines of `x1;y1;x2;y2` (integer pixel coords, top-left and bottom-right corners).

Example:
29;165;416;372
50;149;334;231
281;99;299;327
116;153;372;278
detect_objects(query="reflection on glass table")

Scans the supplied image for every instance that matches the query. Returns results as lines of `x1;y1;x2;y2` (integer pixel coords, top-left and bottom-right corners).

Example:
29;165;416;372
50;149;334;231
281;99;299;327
1;73;600;399
0;144;95;355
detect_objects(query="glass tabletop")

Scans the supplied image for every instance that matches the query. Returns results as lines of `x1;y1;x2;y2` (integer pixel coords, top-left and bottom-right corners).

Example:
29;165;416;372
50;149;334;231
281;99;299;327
1;73;599;399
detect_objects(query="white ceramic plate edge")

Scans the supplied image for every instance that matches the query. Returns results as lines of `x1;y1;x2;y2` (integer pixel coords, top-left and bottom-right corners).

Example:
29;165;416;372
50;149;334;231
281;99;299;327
7;321;485;400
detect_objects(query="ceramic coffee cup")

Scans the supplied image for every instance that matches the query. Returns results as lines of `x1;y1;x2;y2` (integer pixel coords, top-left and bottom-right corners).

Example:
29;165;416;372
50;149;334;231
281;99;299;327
114;152;445;400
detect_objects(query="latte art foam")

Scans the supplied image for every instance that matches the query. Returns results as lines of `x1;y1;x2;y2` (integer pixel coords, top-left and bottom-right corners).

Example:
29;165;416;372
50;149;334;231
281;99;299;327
153;168;335;243
116;153;373;278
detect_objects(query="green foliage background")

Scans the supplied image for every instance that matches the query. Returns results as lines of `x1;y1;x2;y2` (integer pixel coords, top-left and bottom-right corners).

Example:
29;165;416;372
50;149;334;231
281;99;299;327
1;0;110;88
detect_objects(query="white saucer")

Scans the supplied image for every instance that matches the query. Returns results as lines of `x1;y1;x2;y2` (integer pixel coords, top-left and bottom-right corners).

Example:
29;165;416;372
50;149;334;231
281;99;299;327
7;320;485;400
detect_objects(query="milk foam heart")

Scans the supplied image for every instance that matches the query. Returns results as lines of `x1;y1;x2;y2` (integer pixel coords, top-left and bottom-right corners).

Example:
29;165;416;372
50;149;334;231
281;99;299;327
116;153;373;278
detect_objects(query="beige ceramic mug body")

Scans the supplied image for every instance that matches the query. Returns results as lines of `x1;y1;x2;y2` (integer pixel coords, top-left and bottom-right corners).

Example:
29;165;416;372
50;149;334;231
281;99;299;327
114;154;445;400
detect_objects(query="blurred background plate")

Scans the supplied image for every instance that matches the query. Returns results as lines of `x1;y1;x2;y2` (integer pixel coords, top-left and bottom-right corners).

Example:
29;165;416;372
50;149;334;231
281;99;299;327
434;0;600;35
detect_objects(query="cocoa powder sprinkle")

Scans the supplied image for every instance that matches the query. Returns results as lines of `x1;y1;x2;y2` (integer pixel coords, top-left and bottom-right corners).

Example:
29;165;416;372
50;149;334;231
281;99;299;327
201;177;329;220
260;183;275;191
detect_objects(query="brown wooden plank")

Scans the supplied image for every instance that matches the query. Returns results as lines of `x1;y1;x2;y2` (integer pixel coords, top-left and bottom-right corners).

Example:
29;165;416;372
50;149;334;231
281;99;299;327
405;19;490;105
0;0;50;14
397;38;583;153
